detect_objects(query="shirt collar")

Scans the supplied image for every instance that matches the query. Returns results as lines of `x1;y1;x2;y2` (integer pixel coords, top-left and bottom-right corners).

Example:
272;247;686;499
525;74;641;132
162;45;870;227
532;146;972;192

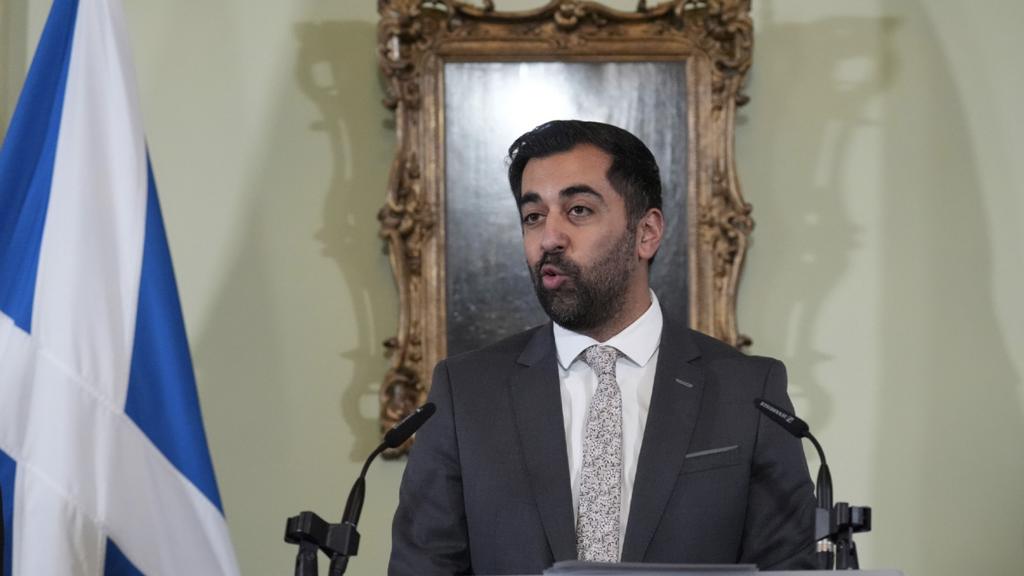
553;290;663;370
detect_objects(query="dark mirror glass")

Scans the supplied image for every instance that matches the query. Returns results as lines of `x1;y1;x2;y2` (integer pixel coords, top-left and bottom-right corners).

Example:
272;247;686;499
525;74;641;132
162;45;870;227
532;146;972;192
445;61;688;355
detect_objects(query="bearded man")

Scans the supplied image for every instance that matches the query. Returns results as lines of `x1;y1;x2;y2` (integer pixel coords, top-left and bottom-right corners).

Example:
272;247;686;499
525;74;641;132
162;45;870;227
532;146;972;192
389;121;816;575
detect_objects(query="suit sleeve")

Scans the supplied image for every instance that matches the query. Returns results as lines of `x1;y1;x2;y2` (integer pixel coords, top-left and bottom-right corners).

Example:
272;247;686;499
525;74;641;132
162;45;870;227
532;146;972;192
738;359;818;570
389;361;472;576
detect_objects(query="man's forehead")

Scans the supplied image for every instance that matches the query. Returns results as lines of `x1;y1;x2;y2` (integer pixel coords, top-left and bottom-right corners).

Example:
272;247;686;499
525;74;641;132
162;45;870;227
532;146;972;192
522;143;612;171
520;145;614;193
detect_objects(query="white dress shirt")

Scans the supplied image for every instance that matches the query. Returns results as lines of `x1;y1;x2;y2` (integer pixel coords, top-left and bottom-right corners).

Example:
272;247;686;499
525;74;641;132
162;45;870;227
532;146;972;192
553;291;663;554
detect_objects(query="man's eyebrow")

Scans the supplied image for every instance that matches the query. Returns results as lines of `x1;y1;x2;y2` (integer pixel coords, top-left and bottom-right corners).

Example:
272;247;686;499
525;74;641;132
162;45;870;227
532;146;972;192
518;191;541;207
560;185;605;203
517;185;607;208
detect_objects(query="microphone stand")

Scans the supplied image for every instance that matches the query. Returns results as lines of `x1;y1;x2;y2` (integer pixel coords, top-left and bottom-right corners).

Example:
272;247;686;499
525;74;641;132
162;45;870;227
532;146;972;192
754;398;871;570
806;432;835;570
282;467;367;576
807;435;871;570
283;402;435;576
327;443;386;576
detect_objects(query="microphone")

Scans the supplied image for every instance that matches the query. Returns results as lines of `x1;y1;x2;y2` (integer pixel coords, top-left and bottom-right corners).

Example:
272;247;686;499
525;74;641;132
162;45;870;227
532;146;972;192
384;402;437;448
754;398;830;499
285;402;437;576
754;397;810;438
754;398;833;569
326;402;436;576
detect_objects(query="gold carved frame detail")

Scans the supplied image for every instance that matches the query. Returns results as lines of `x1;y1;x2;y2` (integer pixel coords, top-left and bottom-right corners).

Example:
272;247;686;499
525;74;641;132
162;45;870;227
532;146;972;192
376;0;754;451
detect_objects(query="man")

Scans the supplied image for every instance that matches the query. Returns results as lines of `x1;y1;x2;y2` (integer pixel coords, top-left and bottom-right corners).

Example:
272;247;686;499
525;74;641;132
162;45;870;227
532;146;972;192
390;121;815;575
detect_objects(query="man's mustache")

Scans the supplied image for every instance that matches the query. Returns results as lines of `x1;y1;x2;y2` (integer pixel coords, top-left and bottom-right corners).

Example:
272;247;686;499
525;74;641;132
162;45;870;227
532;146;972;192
534;252;582;280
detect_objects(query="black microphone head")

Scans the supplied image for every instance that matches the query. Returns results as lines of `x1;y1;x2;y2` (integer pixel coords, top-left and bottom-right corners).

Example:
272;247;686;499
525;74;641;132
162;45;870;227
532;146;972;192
754;397;809;438
754;398;833;508
384;402;437;448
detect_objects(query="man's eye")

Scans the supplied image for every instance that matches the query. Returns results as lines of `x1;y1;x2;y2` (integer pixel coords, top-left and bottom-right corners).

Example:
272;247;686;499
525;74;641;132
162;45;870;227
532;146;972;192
568;205;592;217
522;212;542;225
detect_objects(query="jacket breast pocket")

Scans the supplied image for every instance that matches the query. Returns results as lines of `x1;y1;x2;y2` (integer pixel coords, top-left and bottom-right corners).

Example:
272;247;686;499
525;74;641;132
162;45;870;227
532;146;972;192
680;444;742;474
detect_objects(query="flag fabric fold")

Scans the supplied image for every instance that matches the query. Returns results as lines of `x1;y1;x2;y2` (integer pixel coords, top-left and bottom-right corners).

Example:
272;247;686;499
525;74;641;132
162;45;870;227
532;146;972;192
0;0;239;574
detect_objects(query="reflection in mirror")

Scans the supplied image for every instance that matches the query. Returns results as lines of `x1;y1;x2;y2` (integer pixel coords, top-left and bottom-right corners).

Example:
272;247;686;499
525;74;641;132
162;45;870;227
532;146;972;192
444;62;689;355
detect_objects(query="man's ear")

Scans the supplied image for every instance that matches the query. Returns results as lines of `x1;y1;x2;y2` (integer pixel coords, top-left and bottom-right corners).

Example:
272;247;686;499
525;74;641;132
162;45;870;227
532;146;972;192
636;208;664;261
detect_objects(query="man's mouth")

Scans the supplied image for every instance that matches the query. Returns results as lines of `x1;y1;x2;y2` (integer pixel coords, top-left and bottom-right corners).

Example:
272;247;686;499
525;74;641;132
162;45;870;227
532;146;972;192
540;264;568;290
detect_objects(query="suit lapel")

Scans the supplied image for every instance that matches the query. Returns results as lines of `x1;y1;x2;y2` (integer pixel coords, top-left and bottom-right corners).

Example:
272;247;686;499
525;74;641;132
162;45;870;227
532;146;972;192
621;320;705;562
508;324;578;562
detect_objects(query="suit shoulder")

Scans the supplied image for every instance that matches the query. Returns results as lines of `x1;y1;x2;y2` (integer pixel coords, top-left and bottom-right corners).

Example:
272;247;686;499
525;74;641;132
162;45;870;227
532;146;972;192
686;328;784;375
686;328;746;360
441;324;547;370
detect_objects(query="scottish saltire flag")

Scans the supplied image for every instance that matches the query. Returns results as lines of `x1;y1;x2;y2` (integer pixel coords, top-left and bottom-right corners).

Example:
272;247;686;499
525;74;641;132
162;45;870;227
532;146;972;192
0;0;239;574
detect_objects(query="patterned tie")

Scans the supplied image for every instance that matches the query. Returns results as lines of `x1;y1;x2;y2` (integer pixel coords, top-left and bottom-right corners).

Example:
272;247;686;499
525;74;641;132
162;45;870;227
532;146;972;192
576;344;623;563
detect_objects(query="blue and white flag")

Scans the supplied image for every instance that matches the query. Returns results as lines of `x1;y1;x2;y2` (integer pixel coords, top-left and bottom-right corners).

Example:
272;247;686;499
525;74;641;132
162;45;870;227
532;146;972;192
0;0;239;574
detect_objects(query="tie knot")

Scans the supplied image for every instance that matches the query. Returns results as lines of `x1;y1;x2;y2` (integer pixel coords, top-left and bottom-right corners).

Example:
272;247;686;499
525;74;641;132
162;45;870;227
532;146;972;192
582;345;619;378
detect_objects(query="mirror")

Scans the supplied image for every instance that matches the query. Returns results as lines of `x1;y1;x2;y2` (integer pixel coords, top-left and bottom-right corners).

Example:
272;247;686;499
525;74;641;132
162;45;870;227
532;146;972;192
377;0;755;451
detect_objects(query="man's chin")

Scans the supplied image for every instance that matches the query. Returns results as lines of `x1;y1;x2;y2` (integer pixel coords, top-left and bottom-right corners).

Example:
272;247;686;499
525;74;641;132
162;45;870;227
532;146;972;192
536;284;575;306
536;293;582;325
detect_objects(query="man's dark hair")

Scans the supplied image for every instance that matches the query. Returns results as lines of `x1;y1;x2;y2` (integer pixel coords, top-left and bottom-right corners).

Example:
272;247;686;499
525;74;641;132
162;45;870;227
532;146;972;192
507;120;662;226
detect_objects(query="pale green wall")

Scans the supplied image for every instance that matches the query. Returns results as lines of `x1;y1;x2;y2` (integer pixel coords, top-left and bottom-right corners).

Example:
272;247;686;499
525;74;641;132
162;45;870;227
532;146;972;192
739;2;1024;574
2;1;1022;575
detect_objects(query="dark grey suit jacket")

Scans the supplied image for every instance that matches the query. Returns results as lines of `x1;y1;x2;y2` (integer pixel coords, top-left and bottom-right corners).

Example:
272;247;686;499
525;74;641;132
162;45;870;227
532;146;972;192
390;319;816;575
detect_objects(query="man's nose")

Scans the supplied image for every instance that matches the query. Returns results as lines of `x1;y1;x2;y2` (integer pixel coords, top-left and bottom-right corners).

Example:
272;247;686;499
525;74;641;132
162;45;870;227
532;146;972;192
539;215;568;253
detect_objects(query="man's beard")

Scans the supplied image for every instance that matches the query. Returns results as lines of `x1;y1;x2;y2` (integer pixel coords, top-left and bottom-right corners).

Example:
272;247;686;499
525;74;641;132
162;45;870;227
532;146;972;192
529;229;637;334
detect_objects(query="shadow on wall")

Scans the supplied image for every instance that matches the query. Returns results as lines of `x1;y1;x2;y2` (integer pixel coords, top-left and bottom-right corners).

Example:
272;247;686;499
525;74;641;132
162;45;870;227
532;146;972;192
191;18;395;575
874;1;1024;575
294;20;397;460
740;9;897;428
188;67;292;576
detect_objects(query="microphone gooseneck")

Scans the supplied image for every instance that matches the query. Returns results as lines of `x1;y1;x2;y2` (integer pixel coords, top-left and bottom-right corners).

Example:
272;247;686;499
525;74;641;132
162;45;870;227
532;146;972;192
327;402;437;576
754;398;830;501
753;397;873;570
287;402;437;576
754;397;834;569
341;400;438;535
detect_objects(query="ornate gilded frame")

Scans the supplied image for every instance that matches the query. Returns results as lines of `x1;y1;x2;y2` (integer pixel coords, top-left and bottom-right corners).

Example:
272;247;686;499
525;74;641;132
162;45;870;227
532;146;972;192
376;0;754;449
